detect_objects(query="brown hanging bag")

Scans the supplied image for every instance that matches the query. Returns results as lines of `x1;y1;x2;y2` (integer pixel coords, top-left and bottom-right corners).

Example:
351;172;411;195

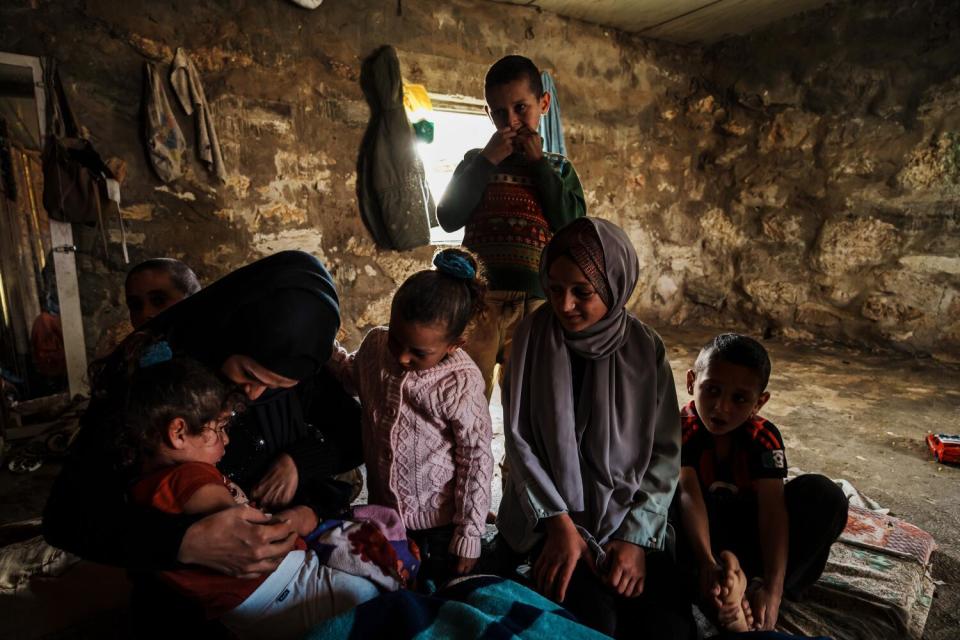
40;61;111;231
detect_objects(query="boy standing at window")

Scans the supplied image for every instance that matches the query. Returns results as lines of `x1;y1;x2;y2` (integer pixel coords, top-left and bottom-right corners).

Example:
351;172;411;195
438;55;586;399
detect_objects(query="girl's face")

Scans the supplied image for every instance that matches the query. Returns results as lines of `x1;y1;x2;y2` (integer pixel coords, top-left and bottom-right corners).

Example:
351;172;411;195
546;255;610;333
387;312;463;372
221;355;298;401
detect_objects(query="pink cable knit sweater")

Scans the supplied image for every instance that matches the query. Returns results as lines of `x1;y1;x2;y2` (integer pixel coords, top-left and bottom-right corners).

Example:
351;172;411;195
330;327;493;559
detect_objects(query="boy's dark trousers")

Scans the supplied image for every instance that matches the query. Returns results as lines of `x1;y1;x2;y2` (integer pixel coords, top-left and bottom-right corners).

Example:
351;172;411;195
692;473;849;595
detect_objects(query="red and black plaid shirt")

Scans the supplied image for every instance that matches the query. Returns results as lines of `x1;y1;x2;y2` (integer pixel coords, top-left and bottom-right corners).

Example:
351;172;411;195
680;401;787;496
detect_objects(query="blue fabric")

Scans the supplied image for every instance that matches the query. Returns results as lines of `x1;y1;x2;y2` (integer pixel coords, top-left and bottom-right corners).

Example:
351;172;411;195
434;251;476;279
304;576;608;640
138;341;173;368
538;72;567;157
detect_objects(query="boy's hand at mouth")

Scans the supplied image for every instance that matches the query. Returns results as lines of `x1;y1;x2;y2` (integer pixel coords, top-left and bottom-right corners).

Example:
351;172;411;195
481;126;518;165
514;126;543;163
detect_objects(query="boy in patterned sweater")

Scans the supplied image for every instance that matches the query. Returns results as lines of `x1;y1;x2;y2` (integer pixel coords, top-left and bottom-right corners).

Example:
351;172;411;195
437;54;586;399
677;334;848;632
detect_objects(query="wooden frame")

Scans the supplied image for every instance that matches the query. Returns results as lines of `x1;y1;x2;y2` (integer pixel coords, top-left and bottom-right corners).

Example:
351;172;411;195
0;52;88;397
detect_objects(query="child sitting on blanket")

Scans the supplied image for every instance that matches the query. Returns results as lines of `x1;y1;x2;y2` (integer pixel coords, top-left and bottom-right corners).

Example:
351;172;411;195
119;353;416;639
329;248;494;589
676;333;849;631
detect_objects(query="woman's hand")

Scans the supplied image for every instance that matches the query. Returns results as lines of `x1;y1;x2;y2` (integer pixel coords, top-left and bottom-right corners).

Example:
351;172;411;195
454;555;478;576
178;505;298;578
533;513;592;602
274;505;319;538
601;540;646;598
251;453;299;509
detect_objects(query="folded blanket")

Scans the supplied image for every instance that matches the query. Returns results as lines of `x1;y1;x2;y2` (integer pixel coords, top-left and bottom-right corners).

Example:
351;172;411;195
305;575;609;640
304;505;420;591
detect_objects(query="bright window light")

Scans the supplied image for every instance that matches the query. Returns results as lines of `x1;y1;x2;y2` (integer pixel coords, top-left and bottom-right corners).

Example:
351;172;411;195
416;109;494;244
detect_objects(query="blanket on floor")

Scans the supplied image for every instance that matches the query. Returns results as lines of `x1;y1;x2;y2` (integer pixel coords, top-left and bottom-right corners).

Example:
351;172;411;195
304;575;608;640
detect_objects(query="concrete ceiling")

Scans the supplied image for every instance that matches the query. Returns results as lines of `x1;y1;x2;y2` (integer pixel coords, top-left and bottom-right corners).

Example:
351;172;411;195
490;0;833;44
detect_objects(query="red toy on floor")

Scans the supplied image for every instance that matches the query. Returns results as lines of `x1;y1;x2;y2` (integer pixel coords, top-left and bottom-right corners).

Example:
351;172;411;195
926;434;960;464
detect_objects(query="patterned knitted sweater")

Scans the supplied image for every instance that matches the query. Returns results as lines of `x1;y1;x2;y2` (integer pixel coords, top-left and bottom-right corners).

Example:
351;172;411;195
437;150;586;297
330;328;493;559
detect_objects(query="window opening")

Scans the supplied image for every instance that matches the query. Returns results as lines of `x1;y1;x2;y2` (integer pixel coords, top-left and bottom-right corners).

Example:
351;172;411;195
413;96;494;245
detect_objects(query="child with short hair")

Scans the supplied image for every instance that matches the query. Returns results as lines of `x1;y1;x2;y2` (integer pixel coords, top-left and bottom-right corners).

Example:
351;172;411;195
121;356;382;639
437;54;586;399
330;248;494;587
678;334;849;631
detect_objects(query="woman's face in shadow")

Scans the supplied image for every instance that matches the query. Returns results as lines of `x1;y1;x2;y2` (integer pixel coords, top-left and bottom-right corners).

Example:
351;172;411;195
221;354;298;401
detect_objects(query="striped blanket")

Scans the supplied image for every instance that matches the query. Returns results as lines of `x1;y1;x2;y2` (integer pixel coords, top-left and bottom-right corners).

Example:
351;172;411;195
305;575;608;640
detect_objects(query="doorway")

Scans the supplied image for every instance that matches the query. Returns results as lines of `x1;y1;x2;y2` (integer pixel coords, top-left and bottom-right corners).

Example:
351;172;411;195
0;52;88;406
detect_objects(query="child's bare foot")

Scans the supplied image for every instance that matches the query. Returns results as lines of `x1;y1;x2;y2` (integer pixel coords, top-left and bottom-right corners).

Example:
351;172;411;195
715;551;749;632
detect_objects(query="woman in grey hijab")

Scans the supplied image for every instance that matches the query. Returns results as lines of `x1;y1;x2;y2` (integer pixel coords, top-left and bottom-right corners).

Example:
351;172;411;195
496;217;692;639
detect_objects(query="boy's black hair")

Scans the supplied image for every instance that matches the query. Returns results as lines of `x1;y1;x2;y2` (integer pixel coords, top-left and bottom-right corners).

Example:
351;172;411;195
694;333;772;392
126;258;201;296
485;55;543;97
392;248;487;340
120;357;241;465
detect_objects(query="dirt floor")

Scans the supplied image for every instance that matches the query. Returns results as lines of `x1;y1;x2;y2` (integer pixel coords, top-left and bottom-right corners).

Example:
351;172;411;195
1;325;958;638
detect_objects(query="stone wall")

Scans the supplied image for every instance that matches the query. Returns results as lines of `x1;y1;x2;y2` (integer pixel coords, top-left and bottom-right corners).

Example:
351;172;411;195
1;0;957;360
0;0;698;352
655;0;960;359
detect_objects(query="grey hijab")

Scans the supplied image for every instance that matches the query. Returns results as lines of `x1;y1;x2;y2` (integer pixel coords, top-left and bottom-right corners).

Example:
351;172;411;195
504;217;660;546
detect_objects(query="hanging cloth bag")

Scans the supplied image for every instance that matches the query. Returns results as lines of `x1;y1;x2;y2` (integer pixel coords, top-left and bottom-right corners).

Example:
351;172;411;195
40;61;127;261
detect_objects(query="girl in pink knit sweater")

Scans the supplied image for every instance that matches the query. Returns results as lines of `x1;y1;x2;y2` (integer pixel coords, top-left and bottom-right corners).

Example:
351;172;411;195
330;249;494;588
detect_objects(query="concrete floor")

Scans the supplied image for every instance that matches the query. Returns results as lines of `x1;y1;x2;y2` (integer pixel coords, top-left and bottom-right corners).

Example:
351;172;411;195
1;326;958;638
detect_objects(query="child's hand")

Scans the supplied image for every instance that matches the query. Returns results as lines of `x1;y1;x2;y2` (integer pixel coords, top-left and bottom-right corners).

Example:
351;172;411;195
274;505;319;538
251;453;299;509
601;540;646;598
480;127;517;165
533;513;594;602
514;126;543;163
749;582;782;630
453;555;478;575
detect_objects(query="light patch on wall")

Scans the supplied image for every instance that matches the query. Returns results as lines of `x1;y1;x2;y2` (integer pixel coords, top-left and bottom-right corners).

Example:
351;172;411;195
154;185;197;201
357;296;393;330
255;202;308;226
241;106;293;136
700;208;746;250
108;230;145;244
899;255;960;276
252;228;326;262
123;204;155;221
226;174;251;199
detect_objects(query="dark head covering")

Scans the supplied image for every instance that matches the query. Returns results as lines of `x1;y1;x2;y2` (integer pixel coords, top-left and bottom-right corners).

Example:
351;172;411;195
144;250;340;379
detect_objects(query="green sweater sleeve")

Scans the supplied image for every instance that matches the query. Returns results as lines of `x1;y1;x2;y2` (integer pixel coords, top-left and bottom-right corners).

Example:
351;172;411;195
530;155;587;231
437;149;495;232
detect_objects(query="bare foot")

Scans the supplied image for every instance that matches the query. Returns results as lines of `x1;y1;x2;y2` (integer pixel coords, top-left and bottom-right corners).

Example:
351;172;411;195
716;551;749;632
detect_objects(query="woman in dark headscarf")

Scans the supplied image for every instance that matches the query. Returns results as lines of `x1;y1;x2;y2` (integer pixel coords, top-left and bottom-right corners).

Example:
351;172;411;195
42;251;363;629
496;218;693;639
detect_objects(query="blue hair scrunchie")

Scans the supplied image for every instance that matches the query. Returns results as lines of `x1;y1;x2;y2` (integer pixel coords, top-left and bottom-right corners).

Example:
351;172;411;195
139;341;173;368
433;252;476;280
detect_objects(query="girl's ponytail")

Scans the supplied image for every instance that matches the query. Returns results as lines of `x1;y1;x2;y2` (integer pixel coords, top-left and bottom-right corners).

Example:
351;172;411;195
433;248;487;324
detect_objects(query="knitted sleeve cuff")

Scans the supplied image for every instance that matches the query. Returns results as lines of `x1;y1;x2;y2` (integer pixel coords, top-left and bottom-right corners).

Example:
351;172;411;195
448;532;482;559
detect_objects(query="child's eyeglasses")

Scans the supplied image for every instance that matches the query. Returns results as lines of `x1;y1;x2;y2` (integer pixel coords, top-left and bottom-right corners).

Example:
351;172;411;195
202;412;236;442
